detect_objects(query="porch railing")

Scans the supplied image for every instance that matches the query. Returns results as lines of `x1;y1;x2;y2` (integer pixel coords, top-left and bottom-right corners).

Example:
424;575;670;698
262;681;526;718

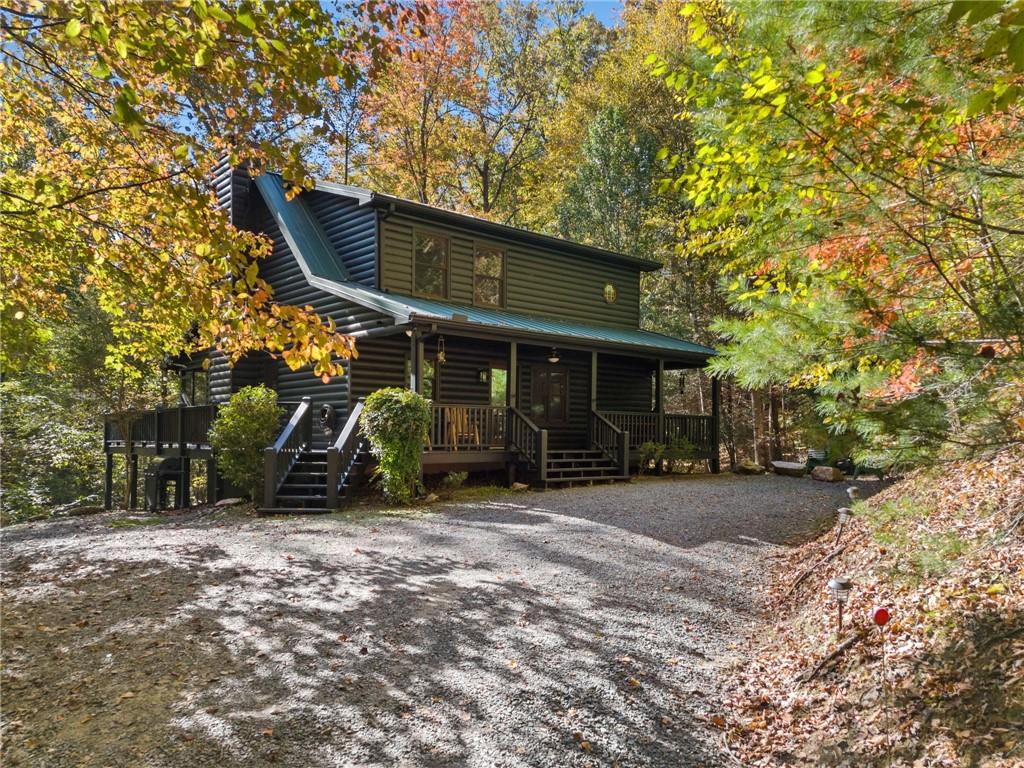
508;407;546;483
326;398;367;509
665;414;716;458
601;411;658;449
599;411;716;458
590;410;629;476
263;397;312;506
428;403;506;451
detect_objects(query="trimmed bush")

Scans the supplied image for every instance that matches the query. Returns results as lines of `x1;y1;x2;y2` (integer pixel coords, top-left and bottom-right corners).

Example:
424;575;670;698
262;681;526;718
208;386;282;503
360;387;431;503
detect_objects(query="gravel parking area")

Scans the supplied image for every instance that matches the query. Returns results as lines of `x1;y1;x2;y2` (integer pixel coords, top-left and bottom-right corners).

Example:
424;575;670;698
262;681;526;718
1;474;863;767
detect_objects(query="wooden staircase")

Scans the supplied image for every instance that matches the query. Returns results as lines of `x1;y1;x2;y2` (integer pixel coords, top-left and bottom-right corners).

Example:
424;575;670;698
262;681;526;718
543;448;629;486
263;448;368;514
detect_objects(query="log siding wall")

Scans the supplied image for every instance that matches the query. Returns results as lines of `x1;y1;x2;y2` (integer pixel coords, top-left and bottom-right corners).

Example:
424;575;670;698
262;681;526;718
379;213;642;329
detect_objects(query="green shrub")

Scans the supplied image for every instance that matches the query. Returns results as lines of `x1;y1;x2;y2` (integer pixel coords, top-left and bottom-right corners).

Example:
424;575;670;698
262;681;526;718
440;471;468;492
208;386;282;503
360;387;431;503
639;441;665;474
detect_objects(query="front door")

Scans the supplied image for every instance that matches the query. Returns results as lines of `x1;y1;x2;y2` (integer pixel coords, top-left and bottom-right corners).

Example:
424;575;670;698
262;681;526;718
530;366;568;428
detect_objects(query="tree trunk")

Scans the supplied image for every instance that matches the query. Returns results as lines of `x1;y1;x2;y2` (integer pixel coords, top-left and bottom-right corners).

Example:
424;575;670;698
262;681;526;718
768;386;783;461
749;390;759;465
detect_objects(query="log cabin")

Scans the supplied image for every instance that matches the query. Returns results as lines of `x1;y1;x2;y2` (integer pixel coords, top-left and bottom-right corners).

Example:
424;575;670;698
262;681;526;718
103;164;719;512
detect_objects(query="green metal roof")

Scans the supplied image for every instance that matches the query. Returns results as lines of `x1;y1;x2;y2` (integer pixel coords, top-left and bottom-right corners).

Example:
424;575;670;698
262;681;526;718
253;172;715;361
254;174;349;281
382;293;716;358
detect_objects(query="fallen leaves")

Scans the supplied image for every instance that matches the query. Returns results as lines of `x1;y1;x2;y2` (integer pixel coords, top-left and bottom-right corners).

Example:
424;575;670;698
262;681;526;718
723;446;1024;766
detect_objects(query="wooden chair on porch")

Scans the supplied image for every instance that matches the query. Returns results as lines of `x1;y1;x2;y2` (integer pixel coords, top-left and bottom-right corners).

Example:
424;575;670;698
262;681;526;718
444;406;480;451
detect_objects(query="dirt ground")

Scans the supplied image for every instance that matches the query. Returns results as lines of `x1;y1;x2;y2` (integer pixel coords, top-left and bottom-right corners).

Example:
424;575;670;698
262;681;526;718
1;474;862;767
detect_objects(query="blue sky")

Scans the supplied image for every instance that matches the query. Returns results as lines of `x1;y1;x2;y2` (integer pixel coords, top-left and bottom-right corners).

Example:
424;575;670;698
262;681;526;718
582;1;624;26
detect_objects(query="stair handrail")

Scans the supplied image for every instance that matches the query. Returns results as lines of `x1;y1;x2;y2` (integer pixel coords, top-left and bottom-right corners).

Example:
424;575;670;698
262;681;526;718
326;399;366;509
591;409;630;477
508;406;547;482
263;396;312;506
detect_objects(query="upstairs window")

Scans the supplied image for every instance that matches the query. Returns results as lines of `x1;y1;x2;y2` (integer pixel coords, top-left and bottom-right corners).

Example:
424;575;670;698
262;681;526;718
474;245;505;307
414;231;448;298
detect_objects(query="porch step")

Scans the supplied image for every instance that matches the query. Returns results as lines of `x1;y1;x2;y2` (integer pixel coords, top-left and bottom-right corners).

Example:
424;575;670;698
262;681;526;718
260;507;333;515
545;474;630;485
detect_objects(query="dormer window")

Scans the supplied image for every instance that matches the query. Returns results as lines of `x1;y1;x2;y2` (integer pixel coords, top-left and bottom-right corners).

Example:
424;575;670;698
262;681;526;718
414;231;448;298
474;244;505;307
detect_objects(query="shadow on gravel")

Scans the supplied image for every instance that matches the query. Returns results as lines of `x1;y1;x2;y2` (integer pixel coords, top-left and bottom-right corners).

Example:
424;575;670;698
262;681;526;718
3;542;720;767
1;475;886;767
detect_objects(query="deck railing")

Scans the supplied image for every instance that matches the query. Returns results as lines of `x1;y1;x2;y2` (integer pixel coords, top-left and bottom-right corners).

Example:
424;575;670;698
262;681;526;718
263;397;313;505
104;405;218;452
508;406;546;482
428;403;507;451
590;410;629;476
326;399;367;509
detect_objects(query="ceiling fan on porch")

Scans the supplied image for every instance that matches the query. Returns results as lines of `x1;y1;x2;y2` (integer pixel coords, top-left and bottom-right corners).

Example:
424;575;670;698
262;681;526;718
547;347;561;364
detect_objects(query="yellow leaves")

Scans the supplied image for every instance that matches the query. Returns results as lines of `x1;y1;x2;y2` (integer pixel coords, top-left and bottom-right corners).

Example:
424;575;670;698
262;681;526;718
65;19;82;39
986;583;1006;595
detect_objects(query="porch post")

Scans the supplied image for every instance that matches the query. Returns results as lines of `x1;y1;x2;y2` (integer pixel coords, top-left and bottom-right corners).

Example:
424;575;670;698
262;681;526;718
103;453;114;510
711;375;721;474
589;351;598;445
655;359;665;443
409;330;423;394
508;341;517;409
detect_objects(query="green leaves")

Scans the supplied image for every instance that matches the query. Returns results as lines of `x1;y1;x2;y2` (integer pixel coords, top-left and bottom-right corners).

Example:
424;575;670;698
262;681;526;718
65;18;82;38
360;388;432;503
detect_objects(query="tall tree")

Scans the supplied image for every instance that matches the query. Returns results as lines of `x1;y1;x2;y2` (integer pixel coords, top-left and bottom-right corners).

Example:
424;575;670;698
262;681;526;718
354;0;481;207
1;1;408;380
653;0;1024;464
555;106;662;255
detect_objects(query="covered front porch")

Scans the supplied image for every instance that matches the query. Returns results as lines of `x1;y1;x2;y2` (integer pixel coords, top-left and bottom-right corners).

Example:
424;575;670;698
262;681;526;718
407;329;720;483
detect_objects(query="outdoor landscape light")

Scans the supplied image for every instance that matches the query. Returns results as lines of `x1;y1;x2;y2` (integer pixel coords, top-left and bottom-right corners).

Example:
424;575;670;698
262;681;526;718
834;506;854;545
847;486;861;501
547;347;561;364
827;576;853;631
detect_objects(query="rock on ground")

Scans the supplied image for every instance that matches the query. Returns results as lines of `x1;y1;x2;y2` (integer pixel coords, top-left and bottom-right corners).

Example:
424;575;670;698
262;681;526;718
810;466;845;482
1;475;857;768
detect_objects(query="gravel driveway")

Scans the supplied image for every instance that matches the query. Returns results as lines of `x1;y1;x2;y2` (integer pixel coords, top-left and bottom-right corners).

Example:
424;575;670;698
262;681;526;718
1;474;859;767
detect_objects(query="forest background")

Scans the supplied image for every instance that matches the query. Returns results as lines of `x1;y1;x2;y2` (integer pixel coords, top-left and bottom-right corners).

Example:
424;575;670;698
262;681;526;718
2;0;1021;520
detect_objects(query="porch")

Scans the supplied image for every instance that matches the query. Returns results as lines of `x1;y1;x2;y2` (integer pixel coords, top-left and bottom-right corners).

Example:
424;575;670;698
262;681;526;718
405;334;720;485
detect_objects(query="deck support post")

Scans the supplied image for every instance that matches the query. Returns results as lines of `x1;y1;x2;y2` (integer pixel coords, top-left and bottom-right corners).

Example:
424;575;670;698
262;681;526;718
103;453;114;510
711;376;721;474
127;454;139;510
206;458;218;504
179;458;191;508
655;359;665;444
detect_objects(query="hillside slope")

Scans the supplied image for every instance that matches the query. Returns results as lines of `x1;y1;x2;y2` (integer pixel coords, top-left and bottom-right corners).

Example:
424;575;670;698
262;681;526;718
725;449;1024;767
